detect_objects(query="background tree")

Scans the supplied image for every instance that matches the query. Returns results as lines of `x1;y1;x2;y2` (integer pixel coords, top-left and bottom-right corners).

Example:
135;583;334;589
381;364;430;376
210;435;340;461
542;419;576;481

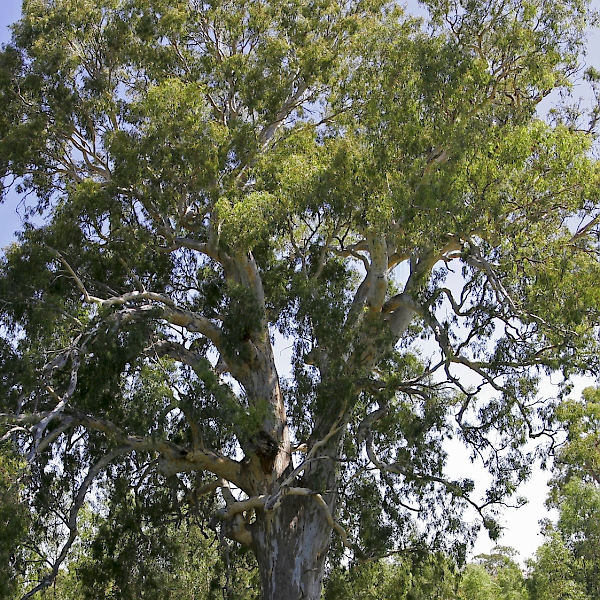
1;0;600;598
527;529;590;600
527;387;600;600
323;551;456;600
53;505;260;600
459;547;529;600
323;558;413;600
550;479;600;599
459;564;499;600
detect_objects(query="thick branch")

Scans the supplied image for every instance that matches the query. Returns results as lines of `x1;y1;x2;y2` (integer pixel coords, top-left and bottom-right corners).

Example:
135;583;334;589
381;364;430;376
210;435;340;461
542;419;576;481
71;411;245;489
52;248;227;347
4;409;246;492
29;349;82;459
107;303;225;348
172;236;232;268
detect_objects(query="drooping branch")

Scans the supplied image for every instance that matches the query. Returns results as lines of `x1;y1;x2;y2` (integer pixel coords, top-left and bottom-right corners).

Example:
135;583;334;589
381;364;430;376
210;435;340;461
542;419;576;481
51;242;290;484
384;284;509;396
361;427;513;531
20;445;133;600
2;408;247;491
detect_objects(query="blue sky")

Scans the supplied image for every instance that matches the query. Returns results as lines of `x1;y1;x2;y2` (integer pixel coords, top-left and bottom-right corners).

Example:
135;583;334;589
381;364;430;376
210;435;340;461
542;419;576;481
0;1;27;250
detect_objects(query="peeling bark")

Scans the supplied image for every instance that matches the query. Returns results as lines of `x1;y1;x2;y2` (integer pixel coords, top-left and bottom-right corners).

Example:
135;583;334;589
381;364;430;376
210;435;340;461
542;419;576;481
253;495;333;600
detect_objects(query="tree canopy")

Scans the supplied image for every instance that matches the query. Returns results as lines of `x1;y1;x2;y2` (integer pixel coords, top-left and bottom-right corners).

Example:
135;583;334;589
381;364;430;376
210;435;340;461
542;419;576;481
1;0;600;598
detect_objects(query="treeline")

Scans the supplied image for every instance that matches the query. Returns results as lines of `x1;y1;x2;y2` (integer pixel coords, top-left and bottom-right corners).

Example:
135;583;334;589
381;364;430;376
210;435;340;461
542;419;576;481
3;387;600;600
0;520;595;600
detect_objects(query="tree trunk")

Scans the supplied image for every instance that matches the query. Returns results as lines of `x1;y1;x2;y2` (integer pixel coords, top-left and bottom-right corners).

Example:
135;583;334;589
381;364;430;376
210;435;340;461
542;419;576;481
253;494;333;600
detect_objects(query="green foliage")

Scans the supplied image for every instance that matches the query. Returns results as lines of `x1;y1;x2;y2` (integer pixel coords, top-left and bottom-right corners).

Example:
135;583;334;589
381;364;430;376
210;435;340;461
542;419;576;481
0;445;29;599
527;531;590;600
550;479;600;600
50;504;259;600
553;388;600;485
463;547;529;600
323;547;531;600
323;560;411;600
323;552;457;600
460;564;500;600
1;0;600;597
533;387;600;600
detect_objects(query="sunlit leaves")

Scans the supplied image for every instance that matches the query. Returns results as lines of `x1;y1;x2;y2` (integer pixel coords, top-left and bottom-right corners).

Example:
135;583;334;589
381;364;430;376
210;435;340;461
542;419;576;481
1;0;600;595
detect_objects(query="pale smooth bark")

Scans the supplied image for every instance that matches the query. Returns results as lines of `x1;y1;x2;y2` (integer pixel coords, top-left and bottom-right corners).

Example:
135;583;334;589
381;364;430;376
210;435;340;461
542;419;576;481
253;494;333;600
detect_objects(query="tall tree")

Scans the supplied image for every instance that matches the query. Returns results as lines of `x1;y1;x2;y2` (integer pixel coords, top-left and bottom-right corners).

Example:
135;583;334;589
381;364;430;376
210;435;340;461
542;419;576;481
1;0;600;598
527;530;591;600
463;547;529;600
537;387;600;600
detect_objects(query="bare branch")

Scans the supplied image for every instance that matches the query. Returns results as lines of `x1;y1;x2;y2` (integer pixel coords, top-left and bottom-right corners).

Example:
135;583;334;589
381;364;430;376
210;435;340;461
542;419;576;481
28;352;82;460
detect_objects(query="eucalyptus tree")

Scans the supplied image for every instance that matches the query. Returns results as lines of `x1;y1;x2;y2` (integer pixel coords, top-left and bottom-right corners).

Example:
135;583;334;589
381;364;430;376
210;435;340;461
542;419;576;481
1;0;600;598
